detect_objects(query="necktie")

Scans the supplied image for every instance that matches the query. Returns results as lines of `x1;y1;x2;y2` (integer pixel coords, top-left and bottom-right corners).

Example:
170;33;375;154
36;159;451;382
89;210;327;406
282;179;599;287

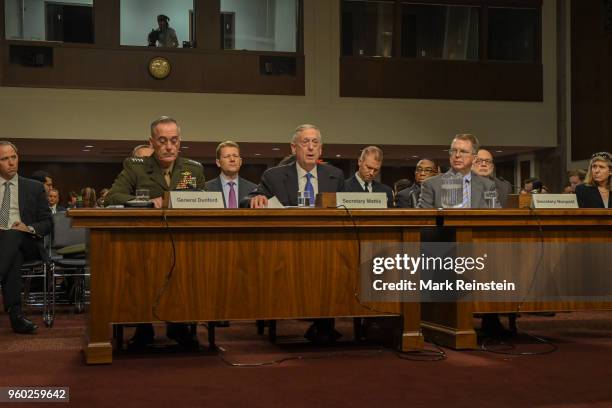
305;173;315;207
462;178;471;208
364;181;370;192
164;170;171;187
227;181;237;208
0;181;10;229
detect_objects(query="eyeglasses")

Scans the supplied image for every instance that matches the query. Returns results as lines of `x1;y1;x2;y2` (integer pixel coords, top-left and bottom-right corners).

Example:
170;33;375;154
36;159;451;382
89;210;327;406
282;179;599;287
153;136;180;146
296;138;321;148
474;158;493;165
415;167;436;174
448;149;473;157
591;151;612;160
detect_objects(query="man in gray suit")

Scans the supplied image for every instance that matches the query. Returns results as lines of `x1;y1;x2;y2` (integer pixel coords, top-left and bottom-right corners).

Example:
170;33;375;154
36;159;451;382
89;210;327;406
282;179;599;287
206;141;257;208
418;134;496;208
473;149;513;208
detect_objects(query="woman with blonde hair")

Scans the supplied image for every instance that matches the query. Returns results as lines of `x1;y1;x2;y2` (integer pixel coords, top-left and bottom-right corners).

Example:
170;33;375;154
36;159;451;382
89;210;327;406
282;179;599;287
576;151;612;208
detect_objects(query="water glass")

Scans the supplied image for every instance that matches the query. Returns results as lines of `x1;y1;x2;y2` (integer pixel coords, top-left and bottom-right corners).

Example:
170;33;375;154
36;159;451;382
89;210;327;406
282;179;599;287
135;189;150;202
297;190;311;207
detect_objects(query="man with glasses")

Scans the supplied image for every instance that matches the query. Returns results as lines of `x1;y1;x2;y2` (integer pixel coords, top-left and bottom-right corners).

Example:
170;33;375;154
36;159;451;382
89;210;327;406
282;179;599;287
418;134;496;208
206;141;256;208
396;159;438;208
472;149;512;207
105;116;205;350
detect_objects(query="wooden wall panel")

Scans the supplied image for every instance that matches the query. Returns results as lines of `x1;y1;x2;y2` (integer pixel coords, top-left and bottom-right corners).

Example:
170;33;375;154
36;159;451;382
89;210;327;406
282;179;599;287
340;57;542;101
3;44;305;95
93;0;119;47
570;1;612;161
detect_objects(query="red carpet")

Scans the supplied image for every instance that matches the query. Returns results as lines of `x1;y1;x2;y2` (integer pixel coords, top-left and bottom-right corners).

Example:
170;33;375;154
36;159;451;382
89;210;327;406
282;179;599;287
1;310;612;407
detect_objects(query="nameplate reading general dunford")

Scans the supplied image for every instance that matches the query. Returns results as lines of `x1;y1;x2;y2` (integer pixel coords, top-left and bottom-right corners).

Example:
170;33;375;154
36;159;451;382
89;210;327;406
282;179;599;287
531;194;578;209
336;192;387;209
169;191;225;209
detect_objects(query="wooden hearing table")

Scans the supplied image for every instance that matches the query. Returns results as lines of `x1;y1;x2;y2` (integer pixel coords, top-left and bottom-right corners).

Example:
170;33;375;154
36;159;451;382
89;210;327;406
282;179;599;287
70;208;438;365
421;209;612;349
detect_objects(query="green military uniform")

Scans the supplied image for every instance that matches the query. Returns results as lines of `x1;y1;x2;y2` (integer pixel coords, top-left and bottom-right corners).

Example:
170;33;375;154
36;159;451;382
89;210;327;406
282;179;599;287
105;155;205;206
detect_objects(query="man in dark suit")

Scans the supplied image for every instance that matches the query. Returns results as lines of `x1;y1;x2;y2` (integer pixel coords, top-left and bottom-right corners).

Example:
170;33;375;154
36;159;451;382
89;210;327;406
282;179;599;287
244;124;344;344
48;188;66;214
418;134;497;208
396;159;438;208
206;141;257;208
472;149;513;207
0;141;53;334
344;146;394;207
245;124;344;208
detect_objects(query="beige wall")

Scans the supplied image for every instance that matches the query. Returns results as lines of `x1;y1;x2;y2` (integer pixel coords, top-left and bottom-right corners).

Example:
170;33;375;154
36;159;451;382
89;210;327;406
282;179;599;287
0;0;557;148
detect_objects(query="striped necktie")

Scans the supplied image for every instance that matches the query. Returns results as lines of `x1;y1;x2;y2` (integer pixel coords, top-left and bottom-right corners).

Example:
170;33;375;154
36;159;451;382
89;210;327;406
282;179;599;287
0;181;10;229
462;178;471;208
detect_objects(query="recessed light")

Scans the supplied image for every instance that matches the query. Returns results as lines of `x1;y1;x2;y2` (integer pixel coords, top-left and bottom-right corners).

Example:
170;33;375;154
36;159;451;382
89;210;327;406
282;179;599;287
412;155;419;158
442;149;449;152
495;150;503;153
254;153;261;156
272;147;280;151
82;149;91;152
181;146;189;149
84;145;94;148
336;154;342;158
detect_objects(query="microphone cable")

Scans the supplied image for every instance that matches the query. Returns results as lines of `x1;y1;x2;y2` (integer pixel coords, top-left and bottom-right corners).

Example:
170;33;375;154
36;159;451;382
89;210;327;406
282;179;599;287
152;209;178;323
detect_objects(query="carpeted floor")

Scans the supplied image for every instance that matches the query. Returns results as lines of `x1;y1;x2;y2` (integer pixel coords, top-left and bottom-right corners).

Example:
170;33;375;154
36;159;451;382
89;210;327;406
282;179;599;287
1;310;612;407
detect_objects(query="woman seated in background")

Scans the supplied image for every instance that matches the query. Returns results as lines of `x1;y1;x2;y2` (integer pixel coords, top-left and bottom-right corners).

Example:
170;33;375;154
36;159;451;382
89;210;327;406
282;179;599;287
576;151;611;208
81;187;98;208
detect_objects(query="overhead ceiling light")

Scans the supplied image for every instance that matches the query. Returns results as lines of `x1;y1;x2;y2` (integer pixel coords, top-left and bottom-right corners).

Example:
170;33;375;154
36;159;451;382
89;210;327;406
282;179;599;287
272;147;280;151
495;150;503;153
254;153;261;156
336;154;342;158
82;149;91;152
412;155;419;158
84;145;94;148
181;146;189;149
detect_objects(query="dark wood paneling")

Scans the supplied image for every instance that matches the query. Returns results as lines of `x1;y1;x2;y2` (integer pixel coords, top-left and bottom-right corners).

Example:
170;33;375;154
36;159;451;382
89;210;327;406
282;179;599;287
20;161;122;207
195;0;220;50
571;1;612;161
3;44;305;95
340;56;542;101
93;0;119;47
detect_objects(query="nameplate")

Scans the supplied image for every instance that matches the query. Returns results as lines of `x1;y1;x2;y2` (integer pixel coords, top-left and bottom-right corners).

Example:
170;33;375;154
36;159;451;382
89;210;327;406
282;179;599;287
169;191;225;209
336;192;387;209
531;194;578;209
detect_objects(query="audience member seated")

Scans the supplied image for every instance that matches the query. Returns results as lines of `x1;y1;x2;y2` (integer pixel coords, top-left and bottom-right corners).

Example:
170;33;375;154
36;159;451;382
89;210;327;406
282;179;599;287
396;159;438;208
148;14;178;48
30;170;53;194
576;152;611;208
205;141;257;208
81;187;98;208
48;188;66;214
0;141;52;335
567;169;587;193
472;149;512;207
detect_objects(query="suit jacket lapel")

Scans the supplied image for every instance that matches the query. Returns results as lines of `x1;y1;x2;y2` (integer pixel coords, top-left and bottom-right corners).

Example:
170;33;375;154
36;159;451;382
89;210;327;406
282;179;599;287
18;176;27;222
318;165;335;193
470;174;484;208
285;166;299;206
147;157;169;190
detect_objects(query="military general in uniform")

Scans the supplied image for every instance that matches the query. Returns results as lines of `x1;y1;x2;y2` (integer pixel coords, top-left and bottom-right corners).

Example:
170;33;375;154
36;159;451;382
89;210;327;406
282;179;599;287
105;116;205;349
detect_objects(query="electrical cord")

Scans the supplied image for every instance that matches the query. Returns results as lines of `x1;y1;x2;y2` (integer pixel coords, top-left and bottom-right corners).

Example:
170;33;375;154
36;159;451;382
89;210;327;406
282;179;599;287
480;206;558;356
152;210;178;323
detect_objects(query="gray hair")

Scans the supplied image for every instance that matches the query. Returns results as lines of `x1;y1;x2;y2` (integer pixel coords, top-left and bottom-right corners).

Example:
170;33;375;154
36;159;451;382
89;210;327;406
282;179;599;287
292;124;321;144
0;141;18;153
150;116;180;137
359;146;383;162
452;133;480;154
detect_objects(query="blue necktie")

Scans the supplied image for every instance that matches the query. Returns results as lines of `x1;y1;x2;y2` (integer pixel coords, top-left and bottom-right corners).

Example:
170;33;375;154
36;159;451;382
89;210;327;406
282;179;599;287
305;173;315;207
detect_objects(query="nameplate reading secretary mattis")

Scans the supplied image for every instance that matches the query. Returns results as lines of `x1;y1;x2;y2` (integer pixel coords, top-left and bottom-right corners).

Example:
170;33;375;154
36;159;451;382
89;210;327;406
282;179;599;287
167;191;225;209
335;192;387;209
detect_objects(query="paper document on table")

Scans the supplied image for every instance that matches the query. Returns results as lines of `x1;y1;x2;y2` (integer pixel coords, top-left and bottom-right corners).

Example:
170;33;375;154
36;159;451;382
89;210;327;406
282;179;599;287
267;196;285;208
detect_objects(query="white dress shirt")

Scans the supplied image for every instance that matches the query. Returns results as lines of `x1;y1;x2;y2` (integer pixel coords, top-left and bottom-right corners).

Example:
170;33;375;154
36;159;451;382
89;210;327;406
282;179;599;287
296;163;319;195
354;172;372;192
